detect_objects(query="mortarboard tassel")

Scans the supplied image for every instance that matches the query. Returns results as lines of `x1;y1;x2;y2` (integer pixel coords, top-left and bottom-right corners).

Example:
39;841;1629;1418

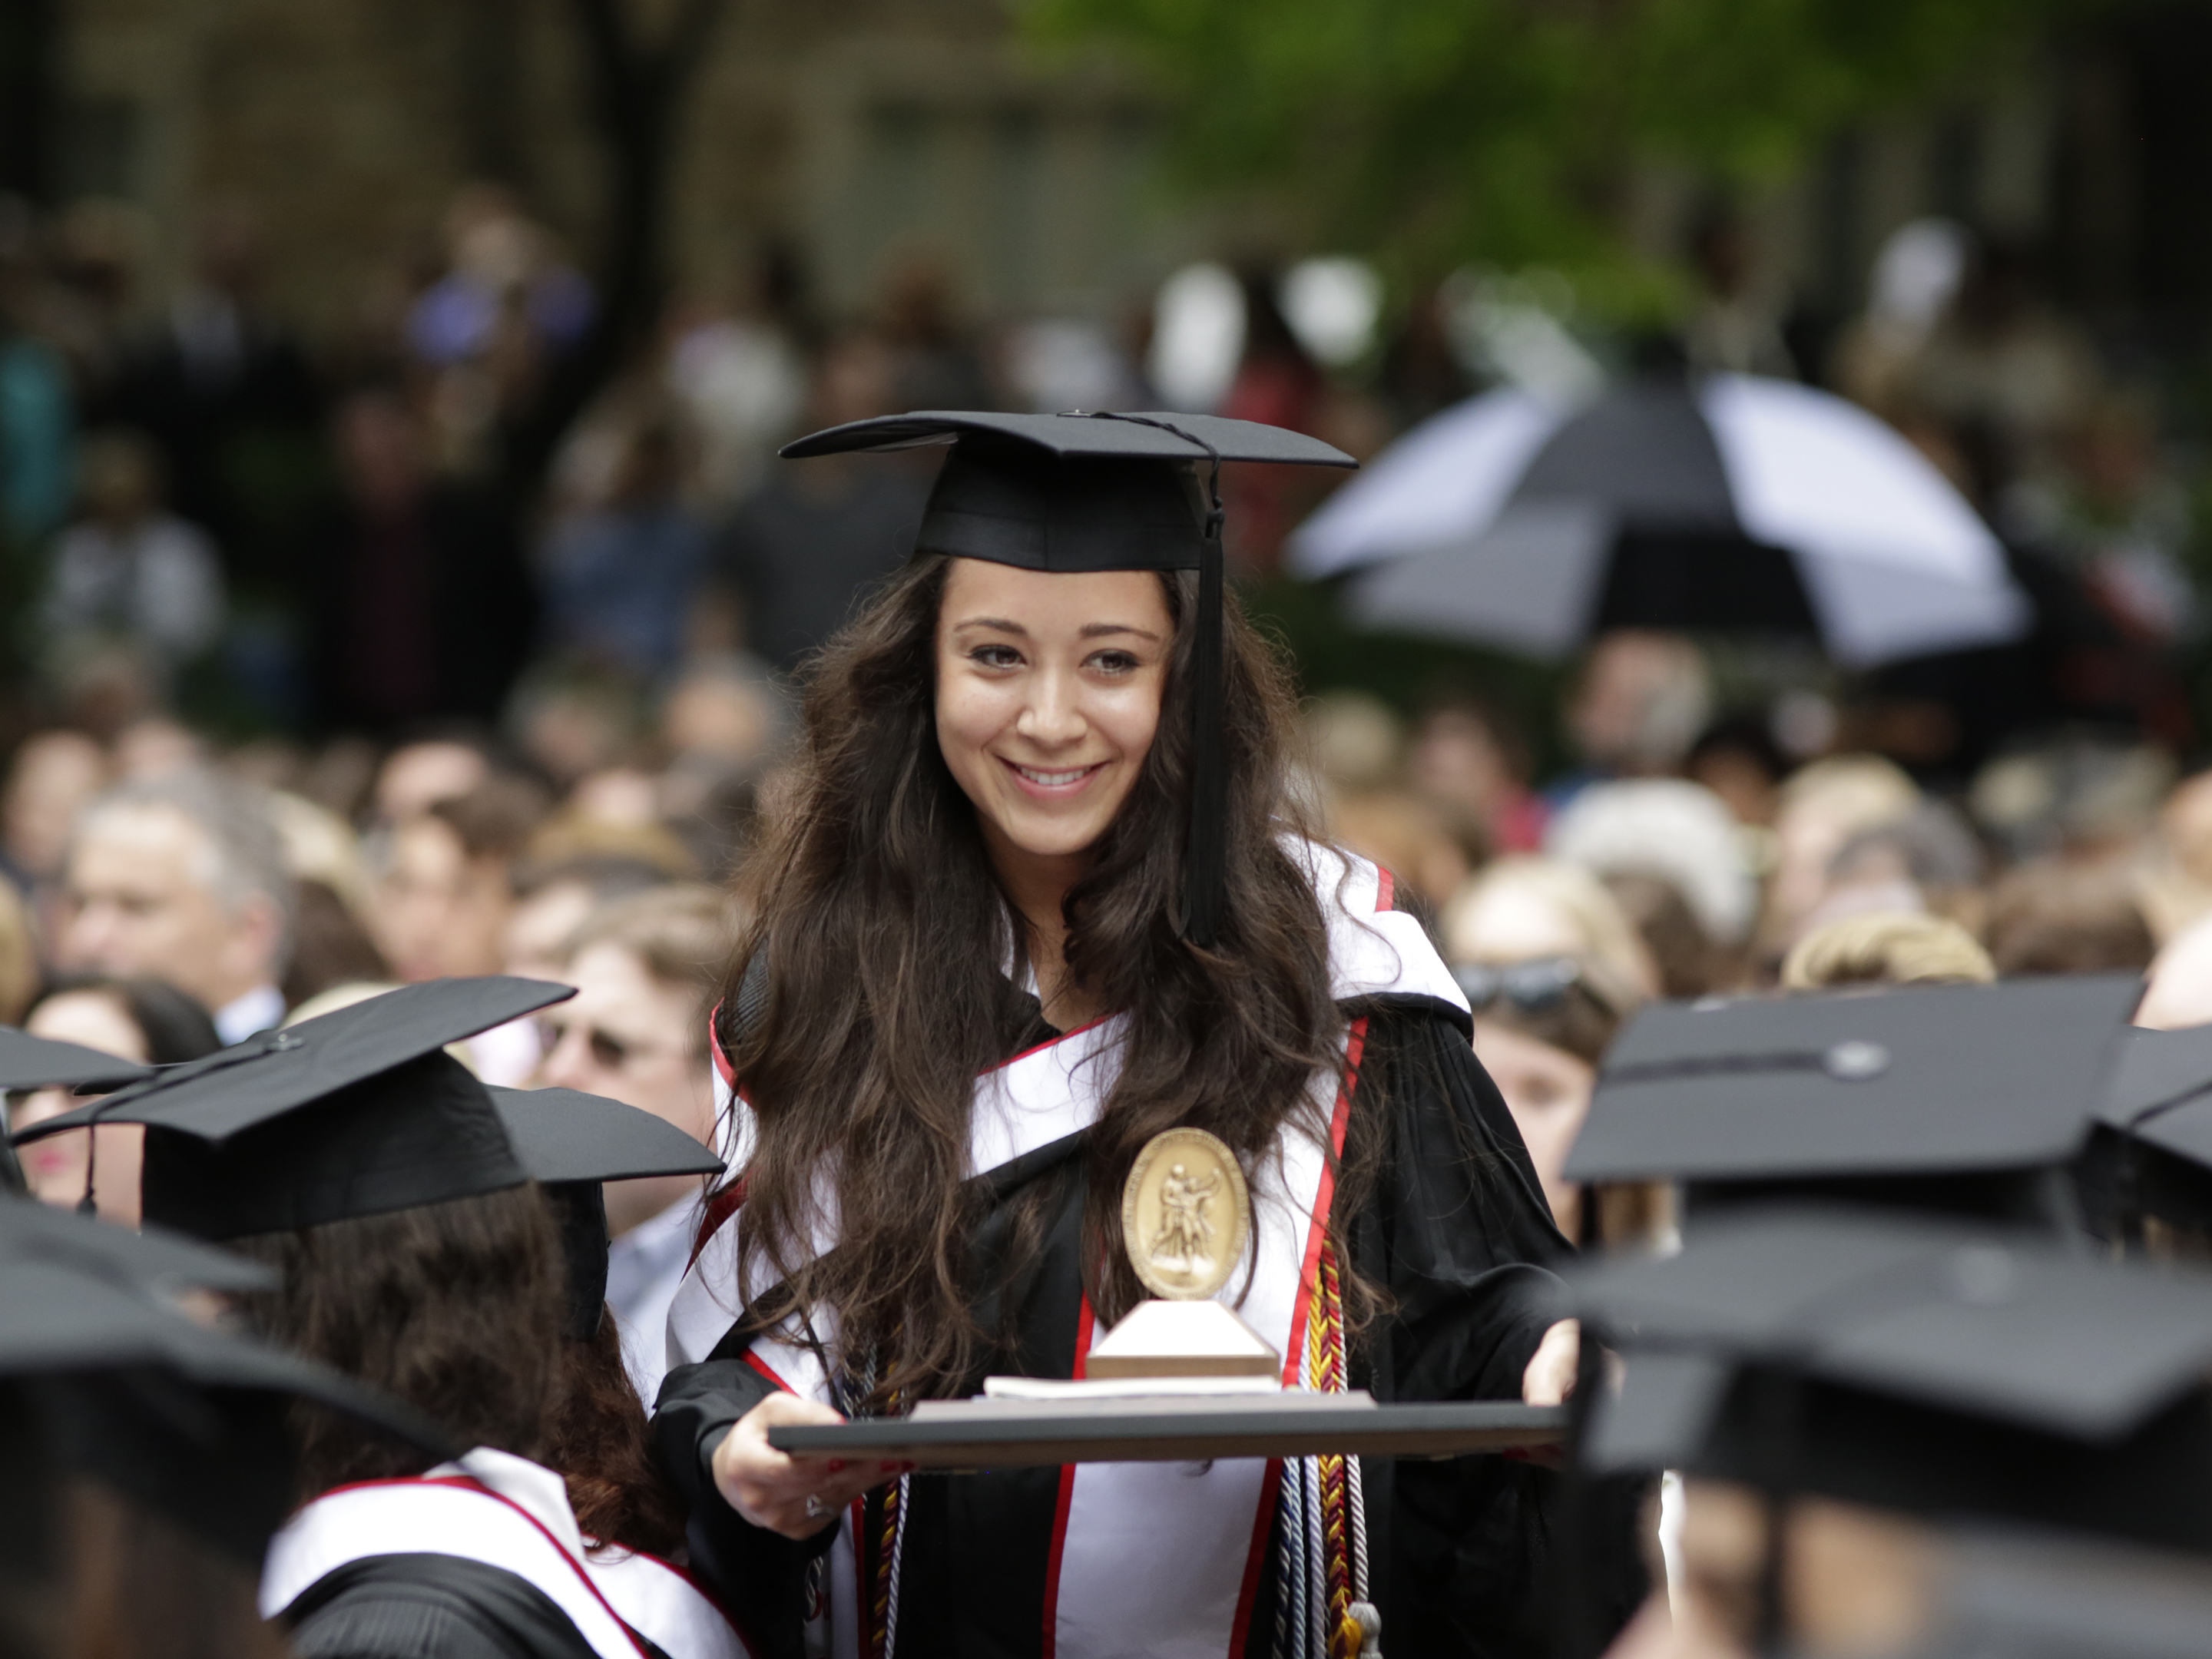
1184;496;1227;949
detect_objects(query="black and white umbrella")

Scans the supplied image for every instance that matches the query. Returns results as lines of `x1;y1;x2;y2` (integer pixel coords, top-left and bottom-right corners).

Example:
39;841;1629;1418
1287;373;2031;666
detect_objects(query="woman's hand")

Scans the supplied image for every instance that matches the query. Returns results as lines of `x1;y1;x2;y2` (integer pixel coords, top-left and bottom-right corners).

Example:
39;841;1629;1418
710;1392;913;1540
1522;1317;1581;1408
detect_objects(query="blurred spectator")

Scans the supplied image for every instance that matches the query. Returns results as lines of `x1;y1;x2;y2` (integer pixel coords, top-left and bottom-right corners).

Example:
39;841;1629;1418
56;770;293;1040
538;885;737;1399
370;776;546;984
1408;695;1545;856
0;879;33;1022
876;253;996;412
714;333;926;671
1909;237;2101;499
1600;869;1727;999
1830;218;1969;418
1686;714;1788;829
1972;733;2174;866
281;879;392;1007
504;854;672;982
538;415;707;681
7;976;221;1222
0;210;75;548
1;730;108;896
2137;909;2212;1030
94;200;323;597
1984;859;2155;978
409;186;594;369
1218;268;1325;569
1780;912;1996;992
41;430;226;700
664;257;808;509
1328;790;1474;915
1817;800;1988;935
1560;630;1714;793
1763;755;1919;951
2140;765;2212;942
1683;206;1796;379
111;715;203;780
1545;779;1757;959
1441;856;1659;1011
369;732;494;828
1303;690;1405;796
303;387;533;734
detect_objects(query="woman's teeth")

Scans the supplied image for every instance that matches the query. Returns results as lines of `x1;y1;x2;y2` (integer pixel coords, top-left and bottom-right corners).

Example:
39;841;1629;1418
1015;763;1093;786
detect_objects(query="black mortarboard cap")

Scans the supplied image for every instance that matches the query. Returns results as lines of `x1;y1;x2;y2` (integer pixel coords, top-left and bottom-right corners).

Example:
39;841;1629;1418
2076;1026;2212;1240
1902;1527;2212;1659
488;1084;724;1339
780;411;1356;947
0;1206;450;1561
13;978;572;1240
0;1026;153;1092
1573;1205;2212;1553
1565;976;2141;1227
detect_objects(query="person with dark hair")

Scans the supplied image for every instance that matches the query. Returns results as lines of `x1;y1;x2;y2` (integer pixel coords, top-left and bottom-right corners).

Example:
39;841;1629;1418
8;975;222;1221
654;414;1636;1657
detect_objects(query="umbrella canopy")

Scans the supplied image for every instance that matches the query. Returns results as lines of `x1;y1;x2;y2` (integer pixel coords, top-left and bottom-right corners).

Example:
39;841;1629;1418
1288;373;2031;667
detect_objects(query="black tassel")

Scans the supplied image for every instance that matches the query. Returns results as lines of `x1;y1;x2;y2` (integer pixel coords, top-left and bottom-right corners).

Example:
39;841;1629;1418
1184;509;1227;949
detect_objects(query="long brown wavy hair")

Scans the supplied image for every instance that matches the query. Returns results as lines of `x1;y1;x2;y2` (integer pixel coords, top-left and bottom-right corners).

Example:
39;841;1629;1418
718;553;1354;1406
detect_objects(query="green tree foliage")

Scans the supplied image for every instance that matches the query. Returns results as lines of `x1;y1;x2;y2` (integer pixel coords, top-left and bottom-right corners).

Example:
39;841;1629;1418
1026;0;2091;277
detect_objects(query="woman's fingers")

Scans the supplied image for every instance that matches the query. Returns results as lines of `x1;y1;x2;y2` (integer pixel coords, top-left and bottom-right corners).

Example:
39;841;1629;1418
711;1392;917;1540
1522;1317;1581;1408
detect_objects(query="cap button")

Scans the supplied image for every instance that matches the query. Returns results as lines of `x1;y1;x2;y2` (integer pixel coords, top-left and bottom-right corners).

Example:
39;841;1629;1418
1823;1040;1890;1081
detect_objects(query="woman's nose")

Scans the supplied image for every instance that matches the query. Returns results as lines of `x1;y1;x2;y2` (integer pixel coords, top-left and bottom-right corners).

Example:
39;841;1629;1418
1016;670;1086;744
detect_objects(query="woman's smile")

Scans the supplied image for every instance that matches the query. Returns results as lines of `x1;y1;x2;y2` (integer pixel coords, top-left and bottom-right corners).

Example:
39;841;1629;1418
1002;757;1110;796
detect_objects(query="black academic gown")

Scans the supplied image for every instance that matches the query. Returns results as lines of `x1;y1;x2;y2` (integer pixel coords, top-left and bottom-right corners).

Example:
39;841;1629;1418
283;1556;621;1659
651;992;1651;1659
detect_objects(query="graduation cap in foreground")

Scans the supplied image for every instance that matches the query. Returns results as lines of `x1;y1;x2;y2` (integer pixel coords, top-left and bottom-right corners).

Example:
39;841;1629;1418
2078;1025;2212;1240
781;410;1356;946
1565;975;2142;1228
488;1084;725;1339
0;1025;156;1197
11;977;573;1239
1571;1204;2212;1555
0;1205;450;1563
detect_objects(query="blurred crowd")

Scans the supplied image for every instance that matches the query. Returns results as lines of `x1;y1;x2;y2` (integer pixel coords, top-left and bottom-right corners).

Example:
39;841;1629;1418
1304;623;2212;1250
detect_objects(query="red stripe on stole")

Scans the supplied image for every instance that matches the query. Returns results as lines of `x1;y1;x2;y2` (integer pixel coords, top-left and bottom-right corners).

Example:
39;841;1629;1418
1039;1296;1095;1657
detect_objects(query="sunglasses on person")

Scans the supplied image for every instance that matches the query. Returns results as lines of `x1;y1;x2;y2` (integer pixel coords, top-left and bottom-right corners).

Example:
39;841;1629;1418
535;1016;680;1072
1452;957;1612;1016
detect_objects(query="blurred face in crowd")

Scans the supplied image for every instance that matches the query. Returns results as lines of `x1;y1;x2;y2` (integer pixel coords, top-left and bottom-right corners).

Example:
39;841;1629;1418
935;559;1171;886
335;392;426;515
504;876;597;982
373;740;487;827
373;814;510;982
1473;1018;1594;1238
11;989;149;1224
538;939;715;1235
1672;1480;1939;1659
1409;708;1518;823
3;731;108;881
58;806;280;1013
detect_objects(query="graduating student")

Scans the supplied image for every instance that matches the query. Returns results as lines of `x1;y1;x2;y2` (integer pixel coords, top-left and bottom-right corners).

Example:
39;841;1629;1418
651;412;1641;1657
15;979;748;1659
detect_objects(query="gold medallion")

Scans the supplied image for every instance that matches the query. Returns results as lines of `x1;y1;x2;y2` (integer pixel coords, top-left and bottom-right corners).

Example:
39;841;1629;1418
1121;1127;1251;1301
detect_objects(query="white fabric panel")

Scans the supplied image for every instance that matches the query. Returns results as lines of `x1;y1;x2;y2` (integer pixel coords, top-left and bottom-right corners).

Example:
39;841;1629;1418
1348;500;1614;658
1700;373;2029;662
586;1550;753;1659
1286;388;1565;575
261;1464;645;1659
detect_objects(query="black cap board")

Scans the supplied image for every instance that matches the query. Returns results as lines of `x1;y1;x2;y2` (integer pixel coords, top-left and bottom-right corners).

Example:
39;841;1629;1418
1572;1204;2212;1553
488;1084;725;1339
13;977;573;1240
0;1025;152;1092
0;1206;452;1561
0;1189;273;1295
2077;1026;2212;1239
779;411;1356;947
1565;975;2142;1226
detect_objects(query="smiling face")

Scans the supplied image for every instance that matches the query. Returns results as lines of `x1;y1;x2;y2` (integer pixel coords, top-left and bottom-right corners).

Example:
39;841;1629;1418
934;558;1174;879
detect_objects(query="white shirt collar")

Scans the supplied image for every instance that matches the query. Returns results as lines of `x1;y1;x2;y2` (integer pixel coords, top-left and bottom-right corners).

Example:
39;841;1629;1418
213;982;286;1046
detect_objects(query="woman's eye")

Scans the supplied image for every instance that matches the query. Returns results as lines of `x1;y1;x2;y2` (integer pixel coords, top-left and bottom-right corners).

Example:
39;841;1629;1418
969;644;1022;669
1088;650;1140;674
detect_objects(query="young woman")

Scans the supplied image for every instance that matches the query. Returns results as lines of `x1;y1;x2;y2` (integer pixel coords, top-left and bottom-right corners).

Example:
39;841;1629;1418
654;414;1646;1657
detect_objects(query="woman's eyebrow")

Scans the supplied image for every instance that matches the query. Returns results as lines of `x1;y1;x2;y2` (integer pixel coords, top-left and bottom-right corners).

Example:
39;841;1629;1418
1079;622;1164;641
951;617;1028;637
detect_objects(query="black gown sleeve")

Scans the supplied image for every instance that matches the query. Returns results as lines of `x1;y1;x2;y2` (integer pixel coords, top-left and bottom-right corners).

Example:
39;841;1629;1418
282;1555;607;1659
1349;995;1651;1659
649;1358;837;1659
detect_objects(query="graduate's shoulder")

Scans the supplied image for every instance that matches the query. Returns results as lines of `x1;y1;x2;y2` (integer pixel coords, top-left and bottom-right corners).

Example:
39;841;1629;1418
1287;837;1471;1030
283;1553;605;1659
